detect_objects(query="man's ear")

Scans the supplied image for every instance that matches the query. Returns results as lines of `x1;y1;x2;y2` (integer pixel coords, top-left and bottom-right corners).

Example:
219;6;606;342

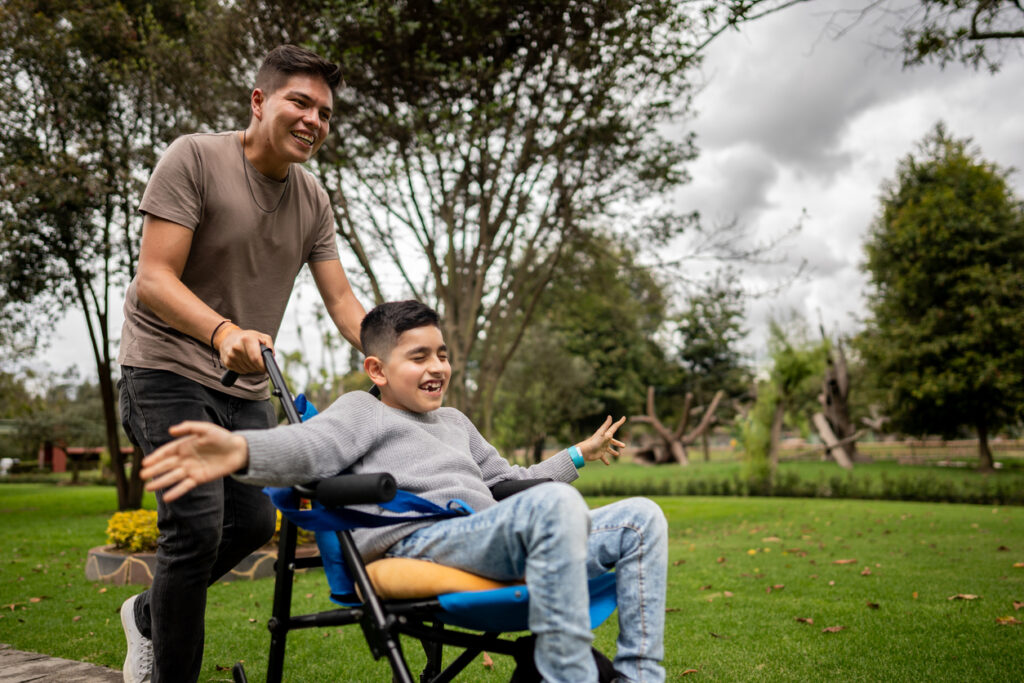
364;356;387;387
251;88;265;120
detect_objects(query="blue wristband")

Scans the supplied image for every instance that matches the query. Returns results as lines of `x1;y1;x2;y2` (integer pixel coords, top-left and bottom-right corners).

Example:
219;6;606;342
568;445;585;469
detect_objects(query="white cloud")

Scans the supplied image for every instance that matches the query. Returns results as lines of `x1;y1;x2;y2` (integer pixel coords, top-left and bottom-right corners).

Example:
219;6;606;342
668;0;1024;365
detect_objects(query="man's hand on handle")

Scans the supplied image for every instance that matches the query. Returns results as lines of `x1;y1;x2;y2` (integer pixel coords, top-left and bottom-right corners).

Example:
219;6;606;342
214;324;273;376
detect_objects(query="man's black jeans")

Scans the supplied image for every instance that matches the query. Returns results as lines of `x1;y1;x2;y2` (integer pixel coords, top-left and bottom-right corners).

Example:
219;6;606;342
119;366;277;683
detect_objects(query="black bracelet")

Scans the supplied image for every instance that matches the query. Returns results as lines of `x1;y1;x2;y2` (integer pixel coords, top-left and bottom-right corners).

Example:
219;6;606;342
210;319;233;350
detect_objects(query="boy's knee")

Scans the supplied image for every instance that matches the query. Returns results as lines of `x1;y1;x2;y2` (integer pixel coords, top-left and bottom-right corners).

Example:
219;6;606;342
528;482;590;531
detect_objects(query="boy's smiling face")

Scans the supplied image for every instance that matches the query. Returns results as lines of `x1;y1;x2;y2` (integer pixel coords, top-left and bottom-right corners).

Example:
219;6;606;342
367;324;450;414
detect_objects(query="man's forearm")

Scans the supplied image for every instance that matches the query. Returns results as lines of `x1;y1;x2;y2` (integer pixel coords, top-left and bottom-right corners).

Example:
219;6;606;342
325;289;365;351
138;267;228;348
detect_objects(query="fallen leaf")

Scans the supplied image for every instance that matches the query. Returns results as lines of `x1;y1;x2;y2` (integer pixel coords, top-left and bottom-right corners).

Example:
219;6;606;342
98;587;107;594
673;560;686;566
29;597;43;603
948;594;980;601
828;580;836;586
482;652;494;669
716;556;726;564
682;669;699;676
699;585;712;591
822;626;846;633
861;567;872;576
912;591;919;600
305;593;314;599
762;536;782;543
723;591;734;598
997;546;1009;551
215;665;230;672
665;607;682;613
1013;601;1023;611
1014;563;1024;568
747;549;758;555
866;602;880;610
72;615;82;622
833;559;857;565
995;616;1022;626
795;617;814;624
248;618;257;623
773;584;785;590
709;632;728;639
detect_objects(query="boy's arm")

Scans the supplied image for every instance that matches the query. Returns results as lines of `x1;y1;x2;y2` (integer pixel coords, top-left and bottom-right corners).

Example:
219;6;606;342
140;422;249;502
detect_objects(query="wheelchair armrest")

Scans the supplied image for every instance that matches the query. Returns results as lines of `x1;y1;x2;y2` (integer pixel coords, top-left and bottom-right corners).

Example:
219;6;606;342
294;473;397;507
489;478;552;501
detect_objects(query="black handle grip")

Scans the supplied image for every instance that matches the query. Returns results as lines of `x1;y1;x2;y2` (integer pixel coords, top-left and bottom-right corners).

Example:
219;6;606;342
219;343;275;389
294;473;397;507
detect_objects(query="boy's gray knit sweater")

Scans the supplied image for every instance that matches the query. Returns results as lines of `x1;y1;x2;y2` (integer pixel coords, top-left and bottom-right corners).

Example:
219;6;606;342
235;391;579;562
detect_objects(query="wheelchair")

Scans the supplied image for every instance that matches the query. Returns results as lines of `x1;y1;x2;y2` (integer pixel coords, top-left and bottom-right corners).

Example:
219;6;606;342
227;347;620;683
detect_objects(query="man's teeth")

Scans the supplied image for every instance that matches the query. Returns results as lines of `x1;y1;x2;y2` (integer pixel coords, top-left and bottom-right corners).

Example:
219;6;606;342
422;382;441;391
293;132;314;145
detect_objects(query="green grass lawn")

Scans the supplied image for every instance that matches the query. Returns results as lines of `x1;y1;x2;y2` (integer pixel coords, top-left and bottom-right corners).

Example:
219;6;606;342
1;484;1022;681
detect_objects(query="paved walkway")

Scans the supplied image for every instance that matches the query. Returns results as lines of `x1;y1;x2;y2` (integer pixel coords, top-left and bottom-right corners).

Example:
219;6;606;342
0;644;121;682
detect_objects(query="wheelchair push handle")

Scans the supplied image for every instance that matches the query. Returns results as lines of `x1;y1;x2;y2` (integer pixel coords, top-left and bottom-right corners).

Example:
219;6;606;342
219;344;275;388
220;344;302;425
218;344;276;387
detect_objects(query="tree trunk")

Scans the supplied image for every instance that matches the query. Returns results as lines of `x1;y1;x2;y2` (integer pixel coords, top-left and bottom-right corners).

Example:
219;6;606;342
812;412;854;471
768;399;785;471
976;420;995;472
701;430;710;462
531;436;545;465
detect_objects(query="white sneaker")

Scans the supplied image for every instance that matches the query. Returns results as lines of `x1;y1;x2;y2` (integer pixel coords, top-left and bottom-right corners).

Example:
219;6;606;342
120;594;153;683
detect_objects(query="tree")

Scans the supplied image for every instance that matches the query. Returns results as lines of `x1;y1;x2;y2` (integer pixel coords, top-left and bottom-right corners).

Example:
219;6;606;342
736;317;825;489
880;0;1024;72
709;1;1024;72
0;1;246;508
304;0;708;427
675;272;751;460
858;123;1024;471
492;234;671;450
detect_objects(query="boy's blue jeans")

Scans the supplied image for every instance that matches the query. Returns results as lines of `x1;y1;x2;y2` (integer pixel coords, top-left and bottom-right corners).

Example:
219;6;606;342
119;366;277;683
387;482;667;683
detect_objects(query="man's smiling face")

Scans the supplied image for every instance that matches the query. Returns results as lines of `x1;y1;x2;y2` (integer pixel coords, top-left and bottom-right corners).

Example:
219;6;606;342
373;325;451;414
254;73;332;176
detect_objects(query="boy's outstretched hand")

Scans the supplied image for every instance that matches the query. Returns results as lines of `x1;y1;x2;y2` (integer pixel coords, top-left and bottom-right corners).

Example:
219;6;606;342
140;422;249;502
575;415;627;466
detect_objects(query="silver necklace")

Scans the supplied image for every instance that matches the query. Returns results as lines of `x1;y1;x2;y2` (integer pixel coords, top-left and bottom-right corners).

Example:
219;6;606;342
241;130;289;213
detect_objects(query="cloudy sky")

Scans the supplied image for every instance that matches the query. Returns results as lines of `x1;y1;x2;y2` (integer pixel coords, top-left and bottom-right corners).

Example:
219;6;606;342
670;1;1024;363
41;2;1024;377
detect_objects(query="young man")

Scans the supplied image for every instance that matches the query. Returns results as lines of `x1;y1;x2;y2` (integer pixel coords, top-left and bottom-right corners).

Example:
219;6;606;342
141;301;668;683
117;45;365;682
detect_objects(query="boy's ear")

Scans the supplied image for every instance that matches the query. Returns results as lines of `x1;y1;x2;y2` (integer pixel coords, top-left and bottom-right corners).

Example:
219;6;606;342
364;356;387;387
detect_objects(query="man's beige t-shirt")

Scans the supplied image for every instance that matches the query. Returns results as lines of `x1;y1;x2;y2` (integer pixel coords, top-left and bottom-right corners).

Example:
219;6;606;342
118;132;339;399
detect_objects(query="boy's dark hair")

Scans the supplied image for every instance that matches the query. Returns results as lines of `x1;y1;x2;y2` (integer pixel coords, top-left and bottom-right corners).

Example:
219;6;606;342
254;44;343;95
361;301;441;360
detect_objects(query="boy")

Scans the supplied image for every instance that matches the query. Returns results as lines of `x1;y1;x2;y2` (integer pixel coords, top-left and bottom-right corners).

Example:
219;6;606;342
118;45;365;683
141;301;667;683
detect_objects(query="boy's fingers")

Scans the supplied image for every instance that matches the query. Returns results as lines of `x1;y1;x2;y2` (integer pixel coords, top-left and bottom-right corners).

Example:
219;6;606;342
146;468;185;492
161;479;195;503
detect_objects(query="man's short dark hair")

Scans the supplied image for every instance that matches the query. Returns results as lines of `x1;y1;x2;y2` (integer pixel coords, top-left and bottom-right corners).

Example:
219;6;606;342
255;44;343;95
361;301;441;360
